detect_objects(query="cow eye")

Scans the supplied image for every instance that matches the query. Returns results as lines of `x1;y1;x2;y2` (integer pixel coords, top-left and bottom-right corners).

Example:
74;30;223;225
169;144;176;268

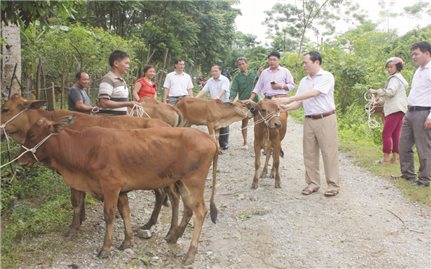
1;108;9;113
261;109;266;113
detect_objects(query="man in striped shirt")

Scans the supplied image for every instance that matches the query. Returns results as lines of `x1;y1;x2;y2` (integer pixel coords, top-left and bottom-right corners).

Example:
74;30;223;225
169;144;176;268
98;50;137;115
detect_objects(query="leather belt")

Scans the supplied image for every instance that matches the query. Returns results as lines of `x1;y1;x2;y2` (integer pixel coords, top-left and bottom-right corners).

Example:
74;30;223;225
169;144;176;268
264;94;288;99
408;106;431;112
305;110;335;120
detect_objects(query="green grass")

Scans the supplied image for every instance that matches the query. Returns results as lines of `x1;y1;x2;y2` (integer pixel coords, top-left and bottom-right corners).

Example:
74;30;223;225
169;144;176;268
1;164;72;267
340;138;430;206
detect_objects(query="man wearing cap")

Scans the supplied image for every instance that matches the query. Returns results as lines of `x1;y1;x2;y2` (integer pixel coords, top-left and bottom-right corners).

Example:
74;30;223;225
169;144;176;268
397;41;431;187
368;57;408;164
276;51;340;197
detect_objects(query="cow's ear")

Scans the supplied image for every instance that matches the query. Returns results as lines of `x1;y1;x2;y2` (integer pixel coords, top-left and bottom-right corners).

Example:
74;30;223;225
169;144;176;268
50;122;66;133
249;100;259;109
23;100;47;110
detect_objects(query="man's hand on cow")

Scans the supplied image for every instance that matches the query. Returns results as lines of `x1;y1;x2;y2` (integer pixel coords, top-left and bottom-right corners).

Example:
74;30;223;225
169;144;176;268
368;88;377;94
424;117;431;129
163;99;168;104
242;99;252;105
279;104;289;112
274;96;293;104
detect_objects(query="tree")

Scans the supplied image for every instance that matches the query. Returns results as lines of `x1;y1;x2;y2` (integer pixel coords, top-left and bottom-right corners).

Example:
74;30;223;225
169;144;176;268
264;0;365;74
1;1;75;98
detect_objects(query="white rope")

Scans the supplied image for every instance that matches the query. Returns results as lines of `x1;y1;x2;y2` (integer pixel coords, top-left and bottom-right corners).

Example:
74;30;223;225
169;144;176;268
128;104;151;118
364;92;381;129
0;133;57;168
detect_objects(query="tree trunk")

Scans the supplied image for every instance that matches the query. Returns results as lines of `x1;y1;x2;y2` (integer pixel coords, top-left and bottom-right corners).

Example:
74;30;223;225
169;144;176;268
1;22;21;99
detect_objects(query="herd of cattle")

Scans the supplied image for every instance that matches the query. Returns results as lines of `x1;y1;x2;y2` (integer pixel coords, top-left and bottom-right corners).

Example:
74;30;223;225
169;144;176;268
0;94;288;265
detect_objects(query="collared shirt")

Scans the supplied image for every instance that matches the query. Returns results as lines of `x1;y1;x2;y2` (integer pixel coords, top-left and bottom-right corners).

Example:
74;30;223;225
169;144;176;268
98;71;129;115
230;70;259;101
252;66;294;97
409;60;431;118
202;75;230;102
296;68;336;115
163;71;193;97
68;83;91;112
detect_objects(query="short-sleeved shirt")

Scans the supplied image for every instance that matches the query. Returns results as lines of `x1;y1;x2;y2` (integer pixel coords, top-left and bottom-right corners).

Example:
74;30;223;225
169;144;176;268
163;71;193;97
135;78;157;99
409;60;431;118
252;66;295;97
229;70;259;101
296;68;336;115
202;75;230;102
98;71;129;115
68;83;91;112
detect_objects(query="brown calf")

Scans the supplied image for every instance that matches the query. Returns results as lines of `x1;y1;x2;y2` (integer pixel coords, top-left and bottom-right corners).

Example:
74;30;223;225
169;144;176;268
1;94;176;239
175;97;252;142
251;99;287;189
17;119;218;265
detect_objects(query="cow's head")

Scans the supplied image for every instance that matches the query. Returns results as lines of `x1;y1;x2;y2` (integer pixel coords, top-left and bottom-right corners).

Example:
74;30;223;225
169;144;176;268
250;99;282;129
229;101;254;119
16;117;69;166
1;94;47;143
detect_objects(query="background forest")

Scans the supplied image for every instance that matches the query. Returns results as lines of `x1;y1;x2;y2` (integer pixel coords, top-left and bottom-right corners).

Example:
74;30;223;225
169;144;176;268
1;0;430;266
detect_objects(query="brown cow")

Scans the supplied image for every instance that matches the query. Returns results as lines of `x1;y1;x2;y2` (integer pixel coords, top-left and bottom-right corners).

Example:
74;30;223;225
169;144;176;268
250;99;287;189
1;94;177;239
17;119;218;265
131;97;184;127
175;97;252;142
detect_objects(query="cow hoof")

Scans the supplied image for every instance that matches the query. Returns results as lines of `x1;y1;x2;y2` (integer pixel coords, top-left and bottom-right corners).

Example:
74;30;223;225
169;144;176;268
119;240;133;250
64;229;78;239
165;234;178;244
97;249;111;259
275;182;281;188
183;247;197;266
251;182;258;189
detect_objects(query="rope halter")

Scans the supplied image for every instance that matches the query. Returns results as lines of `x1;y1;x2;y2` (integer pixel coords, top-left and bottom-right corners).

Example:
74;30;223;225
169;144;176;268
129;103;151;118
0;132;57;168
256;110;279;127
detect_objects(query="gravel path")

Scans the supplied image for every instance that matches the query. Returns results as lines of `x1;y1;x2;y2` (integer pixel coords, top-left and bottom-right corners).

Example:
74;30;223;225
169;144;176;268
17;118;430;269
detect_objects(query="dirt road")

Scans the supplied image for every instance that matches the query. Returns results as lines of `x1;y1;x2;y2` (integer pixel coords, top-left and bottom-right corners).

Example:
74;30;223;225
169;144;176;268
18;118;430;269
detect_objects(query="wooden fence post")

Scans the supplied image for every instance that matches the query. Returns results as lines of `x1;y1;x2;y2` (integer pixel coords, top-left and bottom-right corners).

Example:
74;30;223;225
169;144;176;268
47;81;55;111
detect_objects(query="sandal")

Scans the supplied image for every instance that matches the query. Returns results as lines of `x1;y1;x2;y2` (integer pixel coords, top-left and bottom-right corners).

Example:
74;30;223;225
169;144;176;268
324;190;339;197
302;187;318;195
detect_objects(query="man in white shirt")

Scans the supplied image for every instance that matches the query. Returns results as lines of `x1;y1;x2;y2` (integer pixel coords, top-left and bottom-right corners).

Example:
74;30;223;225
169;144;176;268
397;41;431;187
276;51;340;197
163;60;194;105
195;65;230;150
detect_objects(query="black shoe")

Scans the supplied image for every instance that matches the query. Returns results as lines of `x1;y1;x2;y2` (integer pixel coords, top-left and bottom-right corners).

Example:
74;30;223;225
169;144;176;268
416;178;430;187
391;175;415;181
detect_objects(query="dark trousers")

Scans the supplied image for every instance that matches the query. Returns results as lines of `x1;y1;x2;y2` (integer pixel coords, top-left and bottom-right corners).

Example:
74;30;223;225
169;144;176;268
218;126;229;148
399;110;431;182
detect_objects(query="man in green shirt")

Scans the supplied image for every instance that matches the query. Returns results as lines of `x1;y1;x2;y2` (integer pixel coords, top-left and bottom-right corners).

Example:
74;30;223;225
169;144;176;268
230;57;260;149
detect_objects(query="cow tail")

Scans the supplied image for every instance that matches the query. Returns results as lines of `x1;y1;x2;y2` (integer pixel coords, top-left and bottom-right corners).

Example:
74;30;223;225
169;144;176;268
210;147;218;224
